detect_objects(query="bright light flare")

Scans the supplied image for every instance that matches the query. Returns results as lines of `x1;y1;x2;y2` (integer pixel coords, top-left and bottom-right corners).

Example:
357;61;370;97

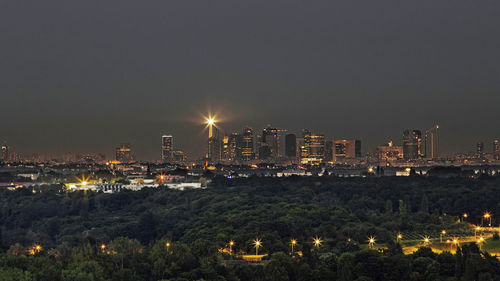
313;237;322;247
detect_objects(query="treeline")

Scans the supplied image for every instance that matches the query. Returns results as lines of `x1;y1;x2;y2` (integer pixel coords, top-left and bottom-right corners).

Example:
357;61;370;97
0;237;499;281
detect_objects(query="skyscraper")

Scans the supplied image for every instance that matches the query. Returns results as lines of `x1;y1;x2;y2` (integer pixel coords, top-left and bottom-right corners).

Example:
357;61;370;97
115;143;133;162
300;129;325;165
494;140;499;160
240;127;255;161
334;140;361;159
161;135;173;162
285;134;297;159
476;141;484;157
258;126;284;160
223;132;240;161
1;144;9;163
207;126;221;163
402;130;423;160
424;125;439;159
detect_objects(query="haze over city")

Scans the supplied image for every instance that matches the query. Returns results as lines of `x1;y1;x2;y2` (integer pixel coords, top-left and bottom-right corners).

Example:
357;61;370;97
1;0;499;160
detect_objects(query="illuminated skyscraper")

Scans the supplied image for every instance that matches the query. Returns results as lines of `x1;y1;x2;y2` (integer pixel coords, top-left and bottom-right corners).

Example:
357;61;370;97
424;125;439;159
161;135;173;162
477;141;484;157
334;140;361;160
207;126;221;163
258;126;284;160
115;143;133;162
285;134;297;159
223;132;240;161
1;144;9;163
240;127;255;161
494;140;499;160
300;129;325;165
402;130;423;160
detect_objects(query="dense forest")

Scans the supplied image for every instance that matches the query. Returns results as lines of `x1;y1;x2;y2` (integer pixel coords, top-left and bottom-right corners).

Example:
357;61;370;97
1;175;500;280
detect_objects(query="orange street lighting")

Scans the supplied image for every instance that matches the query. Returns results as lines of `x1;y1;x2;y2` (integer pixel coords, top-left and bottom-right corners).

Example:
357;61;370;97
313;237;322;248
423;236;430;246
165;241;171;253
397;233;403;243
440;230;446;243
100;244;106;252
290;239;297;253
229;240;235;254
483;212;492;227
368;236;376;248
253;239;262;255
34;244;42;252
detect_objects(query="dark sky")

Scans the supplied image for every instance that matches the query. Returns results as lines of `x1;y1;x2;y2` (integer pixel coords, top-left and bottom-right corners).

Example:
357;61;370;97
1;0;499;160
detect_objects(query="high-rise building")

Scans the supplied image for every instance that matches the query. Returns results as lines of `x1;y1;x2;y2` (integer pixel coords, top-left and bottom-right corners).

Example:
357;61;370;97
207;126;222;163
223;132;240;161
424;125;439;159
1;144;9;163
115;143;133;162
300;129;325;165
334;139;361;160
285;134;297;159
377;141;403;161
324;140;334;163
240;127;255;161
161;135;173;162
402;130;423;160
494;140;499;160
258;126;284;160
476;141;484;157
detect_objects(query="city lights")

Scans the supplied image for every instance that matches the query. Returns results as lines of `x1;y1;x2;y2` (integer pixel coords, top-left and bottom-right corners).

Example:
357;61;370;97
313;237;322;248
253;239;262;255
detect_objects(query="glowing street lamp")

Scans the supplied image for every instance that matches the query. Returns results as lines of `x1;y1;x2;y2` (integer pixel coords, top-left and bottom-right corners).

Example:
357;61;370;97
451;238;459;251
165;241;171;253
368;236;376;249
253;239;262;255
313;237;322;248
475;226;481;238
483;212;492;227
290;239;297;253
100;244;106;252
229;240;235;254
423;236;430;246
477;236;485;250
440;230;446;243
396;233;403;243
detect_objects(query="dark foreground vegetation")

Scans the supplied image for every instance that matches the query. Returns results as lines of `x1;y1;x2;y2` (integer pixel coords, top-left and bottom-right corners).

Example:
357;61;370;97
1;176;500;280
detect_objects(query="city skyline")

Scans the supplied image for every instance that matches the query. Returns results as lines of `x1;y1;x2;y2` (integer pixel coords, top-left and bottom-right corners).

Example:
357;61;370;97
2;119;500;162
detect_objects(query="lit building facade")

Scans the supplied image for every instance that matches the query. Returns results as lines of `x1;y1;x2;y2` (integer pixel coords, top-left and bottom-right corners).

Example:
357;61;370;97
161;135;173;162
240;127;255;161
377;141;403;161
477;141;484;158
494;140;499;160
402;130;423;160
258;126;283;161
1;144;9;162
424;125;439;159
334;139;361;160
207;126;222;163
115;143;133;162
300;129;326;165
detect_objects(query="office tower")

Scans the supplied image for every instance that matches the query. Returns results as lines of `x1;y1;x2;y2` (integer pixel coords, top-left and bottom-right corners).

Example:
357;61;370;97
324;140;334;163
240;127;255;161
207;126;222;163
285;134;297;159
1;144;9;162
223;133;239;161
334;139;361;159
161;135;173;162
300;129;325;165
425;125;439;159
377;141;403;161
494;140;499;160
172;150;187;163
402;130;423;160
259;126;284;160
476;142;484;157
115;143;133;162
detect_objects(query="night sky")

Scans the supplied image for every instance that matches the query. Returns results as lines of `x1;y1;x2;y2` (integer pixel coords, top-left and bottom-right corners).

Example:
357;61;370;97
1;0;499;160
